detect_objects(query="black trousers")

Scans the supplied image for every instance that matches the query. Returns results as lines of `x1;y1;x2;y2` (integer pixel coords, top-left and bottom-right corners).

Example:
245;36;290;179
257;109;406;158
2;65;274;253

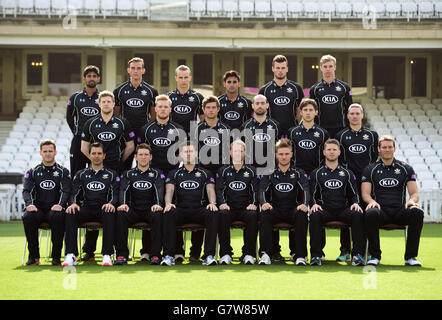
22;208;65;260
115;208;162;258
260;208;308;260
69;135;90;177
218;208;258;257
162;207;218;258
64;206;115;256
309;208;365;258
365;206;424;260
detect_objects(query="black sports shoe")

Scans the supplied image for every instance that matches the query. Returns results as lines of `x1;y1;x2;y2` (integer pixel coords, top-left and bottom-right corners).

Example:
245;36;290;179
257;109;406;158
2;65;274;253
271;253;285;262
26;258;40;266
51;258;61;266
114;256;127;265
81;252;95;261
150;256;161;265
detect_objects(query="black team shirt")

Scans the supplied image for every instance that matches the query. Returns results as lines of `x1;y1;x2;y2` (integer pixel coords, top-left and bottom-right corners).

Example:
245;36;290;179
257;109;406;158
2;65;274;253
119;167;165;210
23;163;71;211
309;78;352;129
288;124;329;174
217;94;252;130
361;159;417;209
166;166;215;209
215;164;259;209
70;167;119;207
66;89;100;136
259;80;304;135
113;80;158;131
259;167;310;211
309;164;359;211
168;88;204;135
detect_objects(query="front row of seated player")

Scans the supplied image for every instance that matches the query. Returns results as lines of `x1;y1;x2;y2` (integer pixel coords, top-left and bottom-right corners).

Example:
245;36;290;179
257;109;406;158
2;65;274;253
23;136;424;267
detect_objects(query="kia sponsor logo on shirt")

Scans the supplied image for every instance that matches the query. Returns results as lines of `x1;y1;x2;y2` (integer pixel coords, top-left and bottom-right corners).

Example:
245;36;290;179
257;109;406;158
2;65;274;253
126;98;144;108
322;95;339;104
40;180;56;190
224;111;240;121
229;181;247;191
87;181;106;191
252;133;271;142
80;107;99;116
179;180;200;190
153;137;171;147
133;181;152;190
174;105;191;115
273;96;290;106
298;139;316;150
203;137;221;146
324;179;343;189
98;132;116;141
349;144;367;154
379;178;399;187
275;183;294;192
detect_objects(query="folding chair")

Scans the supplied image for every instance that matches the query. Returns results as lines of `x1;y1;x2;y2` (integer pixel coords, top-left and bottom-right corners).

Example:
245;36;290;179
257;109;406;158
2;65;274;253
77;222;103;260
128;222;151;261
22;222;52;265
364;224;407;263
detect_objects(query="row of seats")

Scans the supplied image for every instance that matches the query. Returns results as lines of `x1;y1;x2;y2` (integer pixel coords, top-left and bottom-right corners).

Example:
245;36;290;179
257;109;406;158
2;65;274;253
189;0;442;21
1;0;150;18
359;97;442;106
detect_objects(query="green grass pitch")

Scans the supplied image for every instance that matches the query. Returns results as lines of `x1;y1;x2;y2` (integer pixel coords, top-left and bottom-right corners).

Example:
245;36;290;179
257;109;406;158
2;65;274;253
1;221;441;300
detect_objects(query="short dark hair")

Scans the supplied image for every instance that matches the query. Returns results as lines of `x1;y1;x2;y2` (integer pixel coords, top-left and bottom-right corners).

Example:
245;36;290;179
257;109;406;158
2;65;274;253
299;98;318;111
83;65;100;78
223;70;240;82
40;139;56;150
202;95;220;108
136;143;152;154
89;142;104;154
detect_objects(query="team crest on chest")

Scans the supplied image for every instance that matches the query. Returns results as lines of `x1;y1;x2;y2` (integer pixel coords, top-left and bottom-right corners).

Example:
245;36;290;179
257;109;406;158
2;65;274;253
363;134;369;140
112;123;119;129
336;86;342;92
313;132;320;138
287;87;293;93
339;171;345;176
394;169;401;175
189;96;195;102
195;172;201;177
141;90;147;96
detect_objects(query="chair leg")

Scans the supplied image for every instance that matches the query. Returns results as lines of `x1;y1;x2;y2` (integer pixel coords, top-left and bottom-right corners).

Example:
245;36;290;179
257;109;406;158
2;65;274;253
364;239;369;264
22;239;27;265
45;230;51;261
130;229;137;261
183;231;187;258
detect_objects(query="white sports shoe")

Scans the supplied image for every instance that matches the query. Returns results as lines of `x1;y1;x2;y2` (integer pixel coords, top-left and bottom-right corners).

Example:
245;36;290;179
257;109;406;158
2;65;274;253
243;255;255;265
202;255;217;266
258;253;271;265
295;257;307;266
102;255;113;266
367;257;380;266
62;253;77;267
219;254;232;265
140;253;150;262
405;257;422;266
160;255;175;266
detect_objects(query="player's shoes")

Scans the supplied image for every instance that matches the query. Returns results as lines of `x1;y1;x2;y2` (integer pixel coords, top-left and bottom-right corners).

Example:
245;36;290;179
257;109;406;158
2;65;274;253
26;257;40;266
174;254;185;263
102;255;113;266
161;255;175;266
140;253;150;262
336;253;351;262
114;256;127;265
405;257;422;266
81;252;95;262
62;253;77;267
295;257;307;266
202;255;217;266
366;257;380;266
258;253;271;265
219;254;232;265
352;254;366;266
243;255;255;265
310;256;322;266
150;256;161;265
